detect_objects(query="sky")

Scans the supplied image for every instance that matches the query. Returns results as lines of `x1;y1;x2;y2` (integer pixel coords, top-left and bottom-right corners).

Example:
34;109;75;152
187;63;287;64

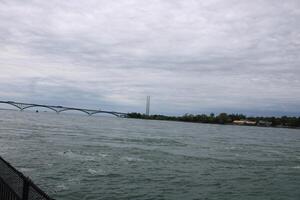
0;0;299;116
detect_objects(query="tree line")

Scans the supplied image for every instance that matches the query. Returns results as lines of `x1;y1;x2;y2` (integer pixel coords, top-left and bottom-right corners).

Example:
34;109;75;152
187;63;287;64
127;112;300;128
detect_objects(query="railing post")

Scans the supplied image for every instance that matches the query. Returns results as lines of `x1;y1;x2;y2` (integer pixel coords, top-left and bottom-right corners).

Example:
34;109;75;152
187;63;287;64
22;178;29;200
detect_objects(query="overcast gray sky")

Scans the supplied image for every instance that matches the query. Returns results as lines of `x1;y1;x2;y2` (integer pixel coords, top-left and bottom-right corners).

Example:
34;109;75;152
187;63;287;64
0;0;299;116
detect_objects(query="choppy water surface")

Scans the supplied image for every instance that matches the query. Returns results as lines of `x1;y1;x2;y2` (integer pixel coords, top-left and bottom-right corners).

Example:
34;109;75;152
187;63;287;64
0;110;299;200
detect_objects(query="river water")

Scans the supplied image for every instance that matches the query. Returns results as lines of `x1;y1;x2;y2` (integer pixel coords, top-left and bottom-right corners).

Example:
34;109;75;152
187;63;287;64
0;110;299;200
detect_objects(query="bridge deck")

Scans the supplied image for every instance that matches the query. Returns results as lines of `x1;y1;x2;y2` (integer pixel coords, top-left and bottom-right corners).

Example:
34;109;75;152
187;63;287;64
0;101;127;117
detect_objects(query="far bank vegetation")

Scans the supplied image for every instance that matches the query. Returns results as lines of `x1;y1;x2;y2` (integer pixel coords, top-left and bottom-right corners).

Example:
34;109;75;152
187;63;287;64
127;113;300;128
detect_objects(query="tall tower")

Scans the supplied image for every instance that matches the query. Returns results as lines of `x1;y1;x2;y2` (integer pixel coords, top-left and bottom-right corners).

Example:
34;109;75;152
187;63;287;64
146;96;150;116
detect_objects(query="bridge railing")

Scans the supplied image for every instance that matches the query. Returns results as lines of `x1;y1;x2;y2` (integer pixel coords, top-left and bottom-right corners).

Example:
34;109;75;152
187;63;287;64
0;156;54;200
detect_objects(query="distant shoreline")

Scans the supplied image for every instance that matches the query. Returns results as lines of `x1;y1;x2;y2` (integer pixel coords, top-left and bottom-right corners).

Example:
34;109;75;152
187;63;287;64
1;109;299;129
127;113;300;129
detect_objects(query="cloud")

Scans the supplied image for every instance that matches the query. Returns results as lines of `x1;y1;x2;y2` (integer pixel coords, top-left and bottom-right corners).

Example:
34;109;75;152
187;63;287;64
0;0;299;115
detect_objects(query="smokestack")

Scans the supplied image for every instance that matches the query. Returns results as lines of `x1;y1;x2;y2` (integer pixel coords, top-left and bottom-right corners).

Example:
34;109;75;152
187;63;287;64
146;96;150;116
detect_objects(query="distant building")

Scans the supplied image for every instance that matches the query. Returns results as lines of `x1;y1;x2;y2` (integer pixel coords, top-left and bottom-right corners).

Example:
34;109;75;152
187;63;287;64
233;120;256;126
258;120;272;127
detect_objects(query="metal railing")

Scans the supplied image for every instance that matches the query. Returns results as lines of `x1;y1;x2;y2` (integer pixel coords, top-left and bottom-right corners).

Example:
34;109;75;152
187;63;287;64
0;156;54;200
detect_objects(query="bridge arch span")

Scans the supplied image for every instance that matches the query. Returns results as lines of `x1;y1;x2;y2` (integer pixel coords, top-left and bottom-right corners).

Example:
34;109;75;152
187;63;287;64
0;102;23;110
0;101;126;117
58;108;91;115
90;111;120;117
21;105;58;113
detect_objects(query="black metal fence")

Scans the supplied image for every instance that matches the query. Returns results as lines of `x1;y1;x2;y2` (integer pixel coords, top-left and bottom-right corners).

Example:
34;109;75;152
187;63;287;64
0;156;54;200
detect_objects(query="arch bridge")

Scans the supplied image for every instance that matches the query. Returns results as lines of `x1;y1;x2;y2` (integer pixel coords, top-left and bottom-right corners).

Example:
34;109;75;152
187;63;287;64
0;101;128;117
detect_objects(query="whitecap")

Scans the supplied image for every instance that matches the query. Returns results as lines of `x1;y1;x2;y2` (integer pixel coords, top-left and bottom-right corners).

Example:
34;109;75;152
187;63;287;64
98;153;108;158
225;146;237;150
47;163;54;168
20;168;34;172
57;150;96;161
121;156;145;162
87;168;106;175
55;184;69;191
